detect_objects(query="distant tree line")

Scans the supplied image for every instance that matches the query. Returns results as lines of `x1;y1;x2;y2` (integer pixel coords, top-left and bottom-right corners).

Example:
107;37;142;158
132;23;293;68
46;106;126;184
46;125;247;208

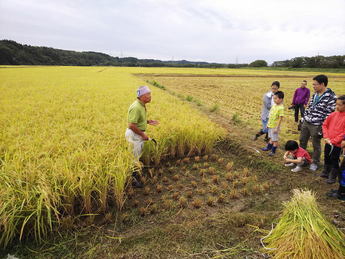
0;40;248;68
272;55;345;68
1;40;343;68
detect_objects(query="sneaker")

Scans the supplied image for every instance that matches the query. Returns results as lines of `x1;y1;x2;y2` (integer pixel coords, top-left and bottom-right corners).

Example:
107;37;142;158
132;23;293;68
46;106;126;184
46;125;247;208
326;191;345;200
291;166;303;172
284;163;295;167
268;152;275;156
309;163;318;171
326;178;336;184
320;173;328;178
261;147;270;151
326;189;338;197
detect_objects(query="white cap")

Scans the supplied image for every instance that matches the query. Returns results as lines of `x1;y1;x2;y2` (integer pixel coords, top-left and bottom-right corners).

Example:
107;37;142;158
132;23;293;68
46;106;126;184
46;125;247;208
137;86;151;97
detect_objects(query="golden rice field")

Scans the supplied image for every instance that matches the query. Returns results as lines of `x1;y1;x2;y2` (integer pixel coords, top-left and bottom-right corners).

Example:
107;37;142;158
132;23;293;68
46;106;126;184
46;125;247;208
140;71;345;141
1;66;345;251
0;66;226;247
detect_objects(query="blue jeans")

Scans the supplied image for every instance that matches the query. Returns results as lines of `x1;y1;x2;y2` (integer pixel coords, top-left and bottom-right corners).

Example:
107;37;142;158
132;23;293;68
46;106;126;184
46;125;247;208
261;118;268;133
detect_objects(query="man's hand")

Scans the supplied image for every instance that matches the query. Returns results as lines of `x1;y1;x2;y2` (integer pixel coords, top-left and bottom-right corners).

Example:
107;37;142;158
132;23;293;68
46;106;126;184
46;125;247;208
324;138;331;145
341;140;345;151
273;128;279;134
148;120;159;126
141;133;149;141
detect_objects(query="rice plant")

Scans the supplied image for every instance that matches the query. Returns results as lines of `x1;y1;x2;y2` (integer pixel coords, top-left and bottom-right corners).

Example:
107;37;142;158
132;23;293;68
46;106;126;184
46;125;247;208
0;66;226;248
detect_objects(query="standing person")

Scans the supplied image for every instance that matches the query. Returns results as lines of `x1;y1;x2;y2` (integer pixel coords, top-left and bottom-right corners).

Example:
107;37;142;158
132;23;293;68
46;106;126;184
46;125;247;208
125;86;159;187
253;81;280;141
320;95;345;184
327;136;345;200
291;80;310;128
299;74;336;171
261;91;284;156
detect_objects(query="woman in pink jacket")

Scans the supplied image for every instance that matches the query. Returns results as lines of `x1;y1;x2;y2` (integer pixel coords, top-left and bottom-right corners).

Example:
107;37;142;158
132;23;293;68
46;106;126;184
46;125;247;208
321;95;345;184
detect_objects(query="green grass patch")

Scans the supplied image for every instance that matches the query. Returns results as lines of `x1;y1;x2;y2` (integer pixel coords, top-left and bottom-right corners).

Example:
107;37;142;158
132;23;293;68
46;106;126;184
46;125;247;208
209;104;219;112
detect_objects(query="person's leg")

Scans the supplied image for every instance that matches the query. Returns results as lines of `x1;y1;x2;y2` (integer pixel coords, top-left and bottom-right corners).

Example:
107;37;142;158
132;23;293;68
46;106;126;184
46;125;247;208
321;144;333;178
284;154;296;166
262;128;273;151
328;158;345;199
262;118;268;134
270;141;278;154
300;104;305;119
299;121;310;150
294;105;299;123
329;146;341;169
268;129;279;155
309;125;322;170
327;146;341;184
125;129;144;188
291;158;305;172
338;159;345;197
262;118;270;142
254;118;268;140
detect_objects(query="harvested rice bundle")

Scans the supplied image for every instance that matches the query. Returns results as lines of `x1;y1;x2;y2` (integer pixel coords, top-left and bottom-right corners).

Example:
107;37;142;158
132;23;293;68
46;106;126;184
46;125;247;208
263;189;345;259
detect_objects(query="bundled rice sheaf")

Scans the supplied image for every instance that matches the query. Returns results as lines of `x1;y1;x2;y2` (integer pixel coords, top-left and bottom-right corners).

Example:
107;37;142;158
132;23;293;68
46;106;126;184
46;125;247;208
263;189;345;259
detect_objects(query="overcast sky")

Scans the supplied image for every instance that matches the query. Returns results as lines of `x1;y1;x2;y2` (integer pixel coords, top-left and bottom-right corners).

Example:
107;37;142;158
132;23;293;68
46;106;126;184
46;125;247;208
1;0;344;64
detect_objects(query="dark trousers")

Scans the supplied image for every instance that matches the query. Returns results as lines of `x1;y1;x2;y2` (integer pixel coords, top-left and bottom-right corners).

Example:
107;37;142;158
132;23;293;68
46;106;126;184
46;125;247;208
338;157;345;195
324;143;341;168
299;121;322;164
294;104;305;122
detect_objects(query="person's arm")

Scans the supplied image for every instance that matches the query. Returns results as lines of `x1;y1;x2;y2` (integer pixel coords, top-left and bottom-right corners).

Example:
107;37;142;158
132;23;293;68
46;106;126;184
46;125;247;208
341;137;345;150
324;97;336;118
285;157;303;164
147;120;159;126
264;94;272;110
128;123;148;140
283;151;289;160
306;93;314;109
304;88;310;106
330;133;345;146
273;116;283;133
292;89;297;105
322;114;332;144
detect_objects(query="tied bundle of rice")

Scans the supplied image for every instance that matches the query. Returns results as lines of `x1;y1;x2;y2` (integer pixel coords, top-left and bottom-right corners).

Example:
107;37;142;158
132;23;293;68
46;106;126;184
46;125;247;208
263;189;345;258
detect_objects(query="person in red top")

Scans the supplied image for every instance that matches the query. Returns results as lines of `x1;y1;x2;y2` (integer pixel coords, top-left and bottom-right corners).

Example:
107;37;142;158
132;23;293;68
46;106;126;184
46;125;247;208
283;140;312;172
321;95;345;183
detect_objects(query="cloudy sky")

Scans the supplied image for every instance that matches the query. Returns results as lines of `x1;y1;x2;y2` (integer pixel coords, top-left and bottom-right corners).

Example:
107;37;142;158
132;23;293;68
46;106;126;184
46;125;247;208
1;0;344;64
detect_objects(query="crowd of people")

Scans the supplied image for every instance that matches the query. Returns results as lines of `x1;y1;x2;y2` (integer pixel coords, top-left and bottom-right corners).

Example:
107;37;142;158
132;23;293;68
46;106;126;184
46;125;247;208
124;75;345;201
254;74;345;200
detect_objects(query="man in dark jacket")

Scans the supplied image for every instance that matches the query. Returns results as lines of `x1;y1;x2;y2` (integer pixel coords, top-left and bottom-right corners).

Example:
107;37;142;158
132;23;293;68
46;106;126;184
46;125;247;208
299;75;336;171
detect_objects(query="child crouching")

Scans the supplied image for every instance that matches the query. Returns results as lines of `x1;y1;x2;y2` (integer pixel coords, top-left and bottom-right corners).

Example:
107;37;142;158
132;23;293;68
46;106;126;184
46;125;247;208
283;140;312;172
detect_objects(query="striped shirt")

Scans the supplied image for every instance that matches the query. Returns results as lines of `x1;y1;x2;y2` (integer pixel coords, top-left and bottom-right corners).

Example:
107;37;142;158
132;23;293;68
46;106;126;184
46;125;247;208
303;88;336;126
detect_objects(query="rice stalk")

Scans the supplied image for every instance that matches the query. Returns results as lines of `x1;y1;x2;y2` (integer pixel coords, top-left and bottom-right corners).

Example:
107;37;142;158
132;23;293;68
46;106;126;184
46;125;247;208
263;189;345;258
